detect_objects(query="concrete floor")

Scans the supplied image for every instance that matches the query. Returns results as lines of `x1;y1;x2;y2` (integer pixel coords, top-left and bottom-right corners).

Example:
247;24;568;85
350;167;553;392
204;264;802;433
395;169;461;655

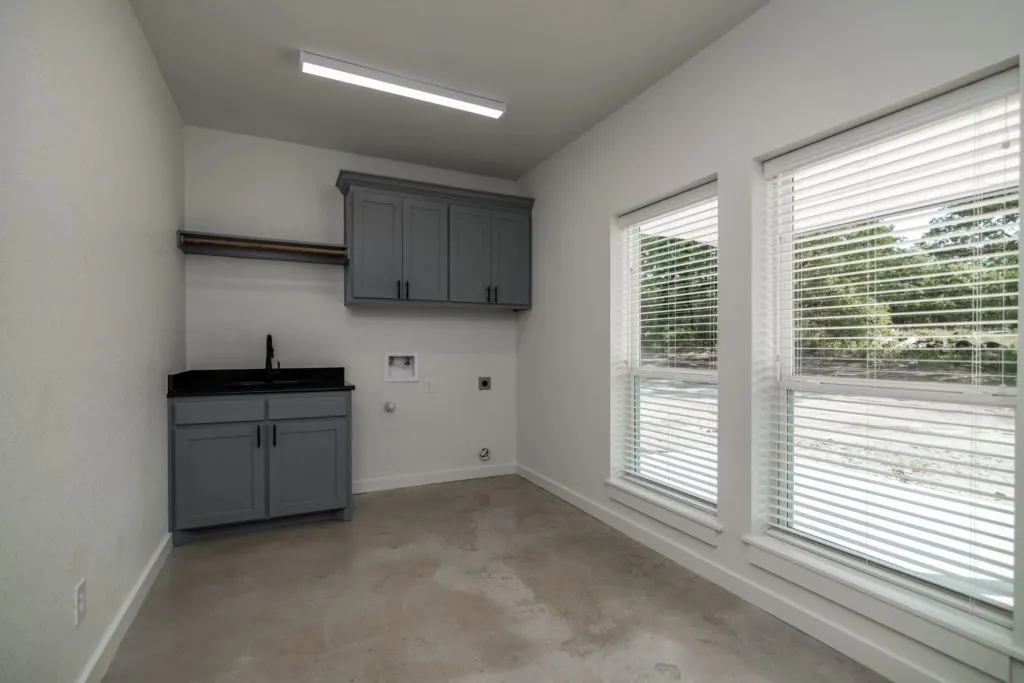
104;476;888;683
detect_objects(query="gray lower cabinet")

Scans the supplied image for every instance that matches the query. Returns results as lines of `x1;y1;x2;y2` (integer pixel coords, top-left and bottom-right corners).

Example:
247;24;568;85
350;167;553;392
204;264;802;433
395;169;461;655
173;422;266;530
169;392;352;543
269;418;348;517
338;171;533;310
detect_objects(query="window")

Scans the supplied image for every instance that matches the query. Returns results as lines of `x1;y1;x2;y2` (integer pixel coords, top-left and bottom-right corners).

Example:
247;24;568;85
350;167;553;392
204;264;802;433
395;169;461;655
617;182;719;509
765;71;1019;618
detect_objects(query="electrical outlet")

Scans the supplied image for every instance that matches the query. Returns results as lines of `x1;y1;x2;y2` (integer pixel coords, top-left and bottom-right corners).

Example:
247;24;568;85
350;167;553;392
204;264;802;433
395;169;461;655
74;579;86;626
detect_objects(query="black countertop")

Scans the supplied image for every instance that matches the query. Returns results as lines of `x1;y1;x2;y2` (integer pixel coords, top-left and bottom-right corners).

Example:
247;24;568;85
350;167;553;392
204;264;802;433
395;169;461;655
168;367;354;397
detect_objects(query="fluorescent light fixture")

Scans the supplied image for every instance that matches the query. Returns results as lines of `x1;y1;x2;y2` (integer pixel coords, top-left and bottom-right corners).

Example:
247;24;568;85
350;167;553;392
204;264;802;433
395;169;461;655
300;51;505;119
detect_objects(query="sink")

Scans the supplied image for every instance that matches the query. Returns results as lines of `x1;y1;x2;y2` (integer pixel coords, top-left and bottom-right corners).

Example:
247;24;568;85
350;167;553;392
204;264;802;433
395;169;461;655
220;378;328;390
167;367;350;397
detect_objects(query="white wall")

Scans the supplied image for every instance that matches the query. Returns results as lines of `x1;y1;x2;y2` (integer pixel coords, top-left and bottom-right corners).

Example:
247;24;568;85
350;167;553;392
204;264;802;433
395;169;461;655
0;2;184;682
184;127;520;491
518;1;1024;682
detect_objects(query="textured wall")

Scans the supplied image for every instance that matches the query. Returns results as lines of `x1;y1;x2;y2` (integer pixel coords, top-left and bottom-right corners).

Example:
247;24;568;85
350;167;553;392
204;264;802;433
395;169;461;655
184;127;520;490
0;1;184;681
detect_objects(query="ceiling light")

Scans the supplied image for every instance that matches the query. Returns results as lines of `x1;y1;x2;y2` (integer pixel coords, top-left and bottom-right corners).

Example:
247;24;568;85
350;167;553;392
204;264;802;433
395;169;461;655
300;51;505;119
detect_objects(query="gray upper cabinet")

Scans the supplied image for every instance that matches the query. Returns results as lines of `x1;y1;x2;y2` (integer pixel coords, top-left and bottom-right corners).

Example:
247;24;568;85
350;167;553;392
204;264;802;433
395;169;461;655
173;422;266;530
338;171;533;310
490;210;531;307
449;205;492;304
402;198;448;301
268;418;348;518
450;205;531;307
348;189;403;300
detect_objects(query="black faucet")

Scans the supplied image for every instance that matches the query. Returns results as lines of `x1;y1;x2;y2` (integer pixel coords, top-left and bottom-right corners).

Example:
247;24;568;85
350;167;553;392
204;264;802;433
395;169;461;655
265;334;275;380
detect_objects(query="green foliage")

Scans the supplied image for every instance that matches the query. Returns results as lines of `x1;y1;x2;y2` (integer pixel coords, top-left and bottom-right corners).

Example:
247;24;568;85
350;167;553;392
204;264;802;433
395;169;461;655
911;195;1019;327
637;191;1019;382
638;234;717;362
793;224;897;350
796;278;892;348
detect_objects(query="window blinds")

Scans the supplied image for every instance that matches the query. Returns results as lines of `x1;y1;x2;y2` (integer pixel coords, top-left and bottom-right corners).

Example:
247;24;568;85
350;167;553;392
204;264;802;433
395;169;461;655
764;70;1019;617
619;183;719;508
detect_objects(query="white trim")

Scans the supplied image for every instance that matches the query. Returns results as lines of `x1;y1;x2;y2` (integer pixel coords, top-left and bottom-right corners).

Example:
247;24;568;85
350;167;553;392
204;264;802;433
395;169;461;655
745;534;1020;677
763;68;1019;176
783;376;1017;407
76;533;172;683
617;179;718;227
516;464;1008;683
629;366;718;383
1015;48;1024;649
606;478;721;546
353;462;516;494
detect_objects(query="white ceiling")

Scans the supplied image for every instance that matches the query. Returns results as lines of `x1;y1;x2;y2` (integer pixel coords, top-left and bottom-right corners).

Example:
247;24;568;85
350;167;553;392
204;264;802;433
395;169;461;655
131;0;766;179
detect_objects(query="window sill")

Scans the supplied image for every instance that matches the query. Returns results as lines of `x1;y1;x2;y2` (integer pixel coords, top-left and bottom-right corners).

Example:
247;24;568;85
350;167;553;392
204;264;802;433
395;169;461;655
744;533;1020;677
605;478;722;547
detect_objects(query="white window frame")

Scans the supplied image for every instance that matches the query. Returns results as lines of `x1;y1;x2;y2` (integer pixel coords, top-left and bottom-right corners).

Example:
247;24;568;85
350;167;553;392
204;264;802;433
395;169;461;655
759;69;1020;626
611;181;722;534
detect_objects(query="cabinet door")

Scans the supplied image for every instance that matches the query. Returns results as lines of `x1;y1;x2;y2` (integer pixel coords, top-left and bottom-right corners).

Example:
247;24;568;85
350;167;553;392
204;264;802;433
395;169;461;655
174;423;266;529
268;418;348;518
402;198;448;301
449;205;492;303
349;189;403;300
490;210;531;307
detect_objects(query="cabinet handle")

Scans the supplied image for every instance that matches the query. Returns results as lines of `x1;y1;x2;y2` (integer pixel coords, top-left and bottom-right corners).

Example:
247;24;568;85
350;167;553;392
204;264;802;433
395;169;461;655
273;424;277;447
486;285;491;303
257;424;261;448
405;280;410;299
396;279;401;298
493;286;498;303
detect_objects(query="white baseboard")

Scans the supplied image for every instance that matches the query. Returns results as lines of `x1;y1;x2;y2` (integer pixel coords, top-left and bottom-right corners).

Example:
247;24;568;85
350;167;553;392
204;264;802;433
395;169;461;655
515;465;942;683
76;533;171;683
354;462;516;494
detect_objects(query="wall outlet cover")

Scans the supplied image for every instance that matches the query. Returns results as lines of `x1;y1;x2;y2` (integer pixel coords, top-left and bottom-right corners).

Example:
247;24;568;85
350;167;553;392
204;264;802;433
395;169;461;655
478;377;491;390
